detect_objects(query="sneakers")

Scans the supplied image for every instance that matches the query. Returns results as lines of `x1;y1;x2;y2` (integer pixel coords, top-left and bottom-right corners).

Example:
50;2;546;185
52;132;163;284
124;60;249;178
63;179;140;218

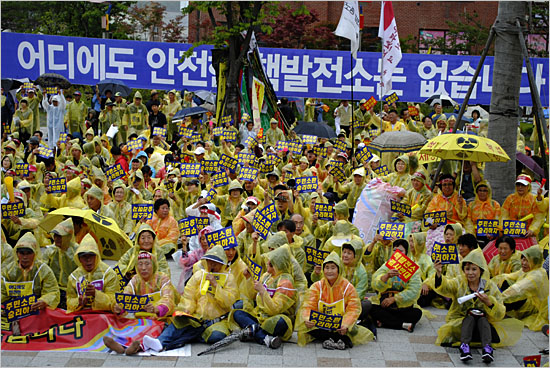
459;343;472;361
264;335;282;349
322;338;346;350
482;344;494;363
239;324;258;342
142;335;163;353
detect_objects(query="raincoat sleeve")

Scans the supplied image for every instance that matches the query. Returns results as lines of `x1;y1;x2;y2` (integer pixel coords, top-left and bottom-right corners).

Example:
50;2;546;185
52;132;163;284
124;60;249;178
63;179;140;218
368;111;382;130
116;248;134;277
393;271;422;308
38;265;61;309
155;275;176;316
213;273;238;311
501;271;536;303
300;282;321;321
66;274;80;312
157;254;171;278
91;268;117;311
341;282;362;329
180;270;200;314
354;265;369;300
257;275;296;316
431;273;459;298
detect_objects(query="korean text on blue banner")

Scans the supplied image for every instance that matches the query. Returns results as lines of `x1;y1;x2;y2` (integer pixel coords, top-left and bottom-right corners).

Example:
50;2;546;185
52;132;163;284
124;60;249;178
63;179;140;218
423;211;447;227
2;202;25;219
222;129;237;142
503;220;526;237
305;246;330;265
252;202;279;239
48;177;67;193
295;176;318;193
205;226;237;250
113;265;128;290
15;163;29;177
105;163;126;181
314;203;334;221
246;256;262;282
378;222;405;240
476;219;500;237
431;241;459;264
276;141;288;152
4;294;39;322
202;160;219;173
313;146;327;158
212;127;224;136
218;154;238;172
178;216;199;237
329;166;346;183
238;166;259;182
211;171;229;188
37;145;53;158
309;310;342;331
373;165;389;176
287;140;303;154
181;162;201;178
390;200;411;217
301;135;317;145
205;188;217;202
115;293;150;312
126;138;143;151
152;126;166;137
333;139;347;152
237;152;255;166
356;147;373;165
131;204;154;220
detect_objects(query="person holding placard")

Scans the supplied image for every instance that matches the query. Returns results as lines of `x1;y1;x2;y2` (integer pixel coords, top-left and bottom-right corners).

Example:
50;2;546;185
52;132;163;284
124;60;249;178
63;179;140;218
498;246;549;331
297;251;373;349
425;174;467;227
465;182;501;240
266;118;285;148
313;201;360;246
2;188;42;246
380;155;412;191
501;175;545;238
369;239;422;333
177;226;214;292
334;167;366;220
41;176;87;210
397;171;433;224
487;236;522;281
117;224;171;283
66;234;118;313
105;181;134;236
431;249;523;363
231;245;297;349
136;245;238;353
104;251;178;355
210;180;245;228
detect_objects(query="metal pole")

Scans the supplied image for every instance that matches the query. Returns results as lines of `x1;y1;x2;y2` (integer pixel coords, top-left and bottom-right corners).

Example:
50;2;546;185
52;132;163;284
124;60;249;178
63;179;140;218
516;19;549;182
351;52;355;156
429;26;497;191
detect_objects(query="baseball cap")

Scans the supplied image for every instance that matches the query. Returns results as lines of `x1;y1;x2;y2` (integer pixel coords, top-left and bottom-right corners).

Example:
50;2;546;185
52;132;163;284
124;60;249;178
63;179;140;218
516;174;532;186
194;147;206;155
29;136;40;145
115;92;122;97
74;91;81;96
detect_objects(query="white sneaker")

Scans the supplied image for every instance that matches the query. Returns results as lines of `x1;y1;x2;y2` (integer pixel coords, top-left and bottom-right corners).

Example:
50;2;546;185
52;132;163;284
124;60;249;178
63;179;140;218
143;335;163;352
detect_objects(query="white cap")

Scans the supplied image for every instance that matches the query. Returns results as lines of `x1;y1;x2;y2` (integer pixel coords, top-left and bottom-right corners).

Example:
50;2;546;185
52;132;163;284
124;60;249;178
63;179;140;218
200;189;208;198
353;167;366;177
194;147;206;155
368;154;380;163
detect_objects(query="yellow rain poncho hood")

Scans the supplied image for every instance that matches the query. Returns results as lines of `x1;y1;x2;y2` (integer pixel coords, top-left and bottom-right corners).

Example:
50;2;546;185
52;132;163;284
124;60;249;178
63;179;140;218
521;245;543;270
265;244;293;276
202;244;228;267
14;231;41;258
74;233;101;273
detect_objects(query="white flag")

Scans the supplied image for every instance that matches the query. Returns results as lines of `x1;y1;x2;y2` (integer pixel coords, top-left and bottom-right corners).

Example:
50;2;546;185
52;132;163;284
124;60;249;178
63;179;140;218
334;1;360;58
379;1;402;95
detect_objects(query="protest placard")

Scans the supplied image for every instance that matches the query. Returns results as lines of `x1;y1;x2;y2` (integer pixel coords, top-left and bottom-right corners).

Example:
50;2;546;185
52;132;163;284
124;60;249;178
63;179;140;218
112;265;128;290
220;115;232;125
58;132;68;141
237;152;255;166
266;153;282;166
252;202;279;239
178;217;199;237
2;202;25;219
355;147;373;165
246;256;262;282
45;86;58;94
115;293;150;312
301;135;317;145
15;163;29;177
244;136;258;149
189;133;201;143
152;127;166;138
363;96;377;110
523;355;541;367
373;165;389;176
37;145;54;158
211;171;229;188
4;294;39;322
196;217;210;229
503;220;527;237
295;176;318;193
205;188;217;202
329;166;346;183
309;310;342;331
222;129;237;142
431;242;459;264
423;211;447;227
408;105;419;116
126;139;143;151
202;160;219;173
385;250;419;282
313;146;327;158
180;126;193;138
276;141;288;151
378;222;405;240
212;127;224;136
48;177;67;193
476;219;500;237
288;140;303;154
351;120;364;130
218;154;238;172
385;92;399;104
390;200;412;217
200;272;227;294
105;163;126;181
238;166;259;182
314;203;334;221
205;227;237;250
333;139;347;152
180;163;201;178
131;204;154;220
305;246;330;265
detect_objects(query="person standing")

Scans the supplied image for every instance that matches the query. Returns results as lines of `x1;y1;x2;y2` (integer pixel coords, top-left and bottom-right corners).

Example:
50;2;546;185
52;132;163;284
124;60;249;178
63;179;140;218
65;91;87;137
334;100;352;135
42;90;66;149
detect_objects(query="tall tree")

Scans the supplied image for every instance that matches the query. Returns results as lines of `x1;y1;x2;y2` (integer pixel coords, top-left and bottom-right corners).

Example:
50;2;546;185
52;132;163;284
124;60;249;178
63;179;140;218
485;1;528;203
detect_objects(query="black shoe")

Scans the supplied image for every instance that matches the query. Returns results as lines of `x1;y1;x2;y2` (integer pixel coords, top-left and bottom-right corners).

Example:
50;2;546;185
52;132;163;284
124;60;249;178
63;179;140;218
460;343;472;361
482;344;494;364
239;324;258;342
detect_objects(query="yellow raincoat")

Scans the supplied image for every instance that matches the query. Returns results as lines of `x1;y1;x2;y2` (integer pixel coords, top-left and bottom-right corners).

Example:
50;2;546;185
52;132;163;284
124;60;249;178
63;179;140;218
400;176;433;222
66;234;118;313
380;155;412;191
41;218;78;292
297;251;374;346
501;185;545;234
146;212;180;255
500;246;549;331
487;251;521;280
465;181;501;235
116;224;171;280
1;232;59;308
41;176;87;209
432;250;523;347
105;182;134;235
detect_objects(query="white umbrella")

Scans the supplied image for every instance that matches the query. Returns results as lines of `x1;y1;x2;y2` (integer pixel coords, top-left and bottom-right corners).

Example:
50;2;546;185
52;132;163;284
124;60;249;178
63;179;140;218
424;94;458;107
465;105;489;119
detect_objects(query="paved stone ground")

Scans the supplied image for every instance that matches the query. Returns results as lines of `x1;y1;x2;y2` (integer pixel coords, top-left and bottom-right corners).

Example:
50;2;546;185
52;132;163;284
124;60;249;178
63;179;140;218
2;259;548;367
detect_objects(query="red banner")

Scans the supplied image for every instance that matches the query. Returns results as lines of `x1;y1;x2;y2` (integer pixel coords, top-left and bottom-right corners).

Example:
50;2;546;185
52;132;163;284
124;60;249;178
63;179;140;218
2;308;163;352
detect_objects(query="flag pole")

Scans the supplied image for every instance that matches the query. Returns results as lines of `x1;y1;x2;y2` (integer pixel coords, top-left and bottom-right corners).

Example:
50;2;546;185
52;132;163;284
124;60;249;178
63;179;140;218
351;51;354;157
379;1;384;133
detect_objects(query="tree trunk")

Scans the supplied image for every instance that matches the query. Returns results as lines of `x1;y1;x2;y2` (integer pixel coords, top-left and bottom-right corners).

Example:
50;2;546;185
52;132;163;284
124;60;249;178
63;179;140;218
485;1;527;204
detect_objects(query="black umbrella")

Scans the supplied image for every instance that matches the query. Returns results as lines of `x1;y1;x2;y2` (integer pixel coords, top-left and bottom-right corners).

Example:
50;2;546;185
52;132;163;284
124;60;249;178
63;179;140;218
516;152;544;179
173;106;208;120
293;121;336;139
424;94;458;107
97;78;132;97
34;73;71;89
1;79;24;91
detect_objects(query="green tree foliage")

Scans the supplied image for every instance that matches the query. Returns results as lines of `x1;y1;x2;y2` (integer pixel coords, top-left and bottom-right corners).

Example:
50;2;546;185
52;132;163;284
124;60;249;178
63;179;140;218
1;1;135;38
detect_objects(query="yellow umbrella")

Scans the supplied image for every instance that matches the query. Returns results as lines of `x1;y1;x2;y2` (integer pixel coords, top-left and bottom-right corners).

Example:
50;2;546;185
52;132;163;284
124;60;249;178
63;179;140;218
39;208;132;260
418;133;510;163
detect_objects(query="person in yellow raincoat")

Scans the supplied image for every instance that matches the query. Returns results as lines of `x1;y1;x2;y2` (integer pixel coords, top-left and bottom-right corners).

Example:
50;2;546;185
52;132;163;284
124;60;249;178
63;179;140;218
103;251;178;355
1;229;14;267
116;224;171;281
145;198;180;255
501;174;545;237
1;232;60;311
380;154;412;191
42;218;78;310
266;118;285;147
296;251;374;349
84;185;115;219
1;188;42;246
230;245;298;349
313;202;360;245
431;249;523;362
408;232;437;308
465;181;501;237
13;98;34;138
397;171;433;223
41;176;86;209
369;239;423;332
123;91;149;136
211;179;245;227
487;236;521;281
363;232;393;277
105;181;134;235
498;245;549;331
136;245;238;352
66;234;118;313
334;167;367;218
425;174;467;226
